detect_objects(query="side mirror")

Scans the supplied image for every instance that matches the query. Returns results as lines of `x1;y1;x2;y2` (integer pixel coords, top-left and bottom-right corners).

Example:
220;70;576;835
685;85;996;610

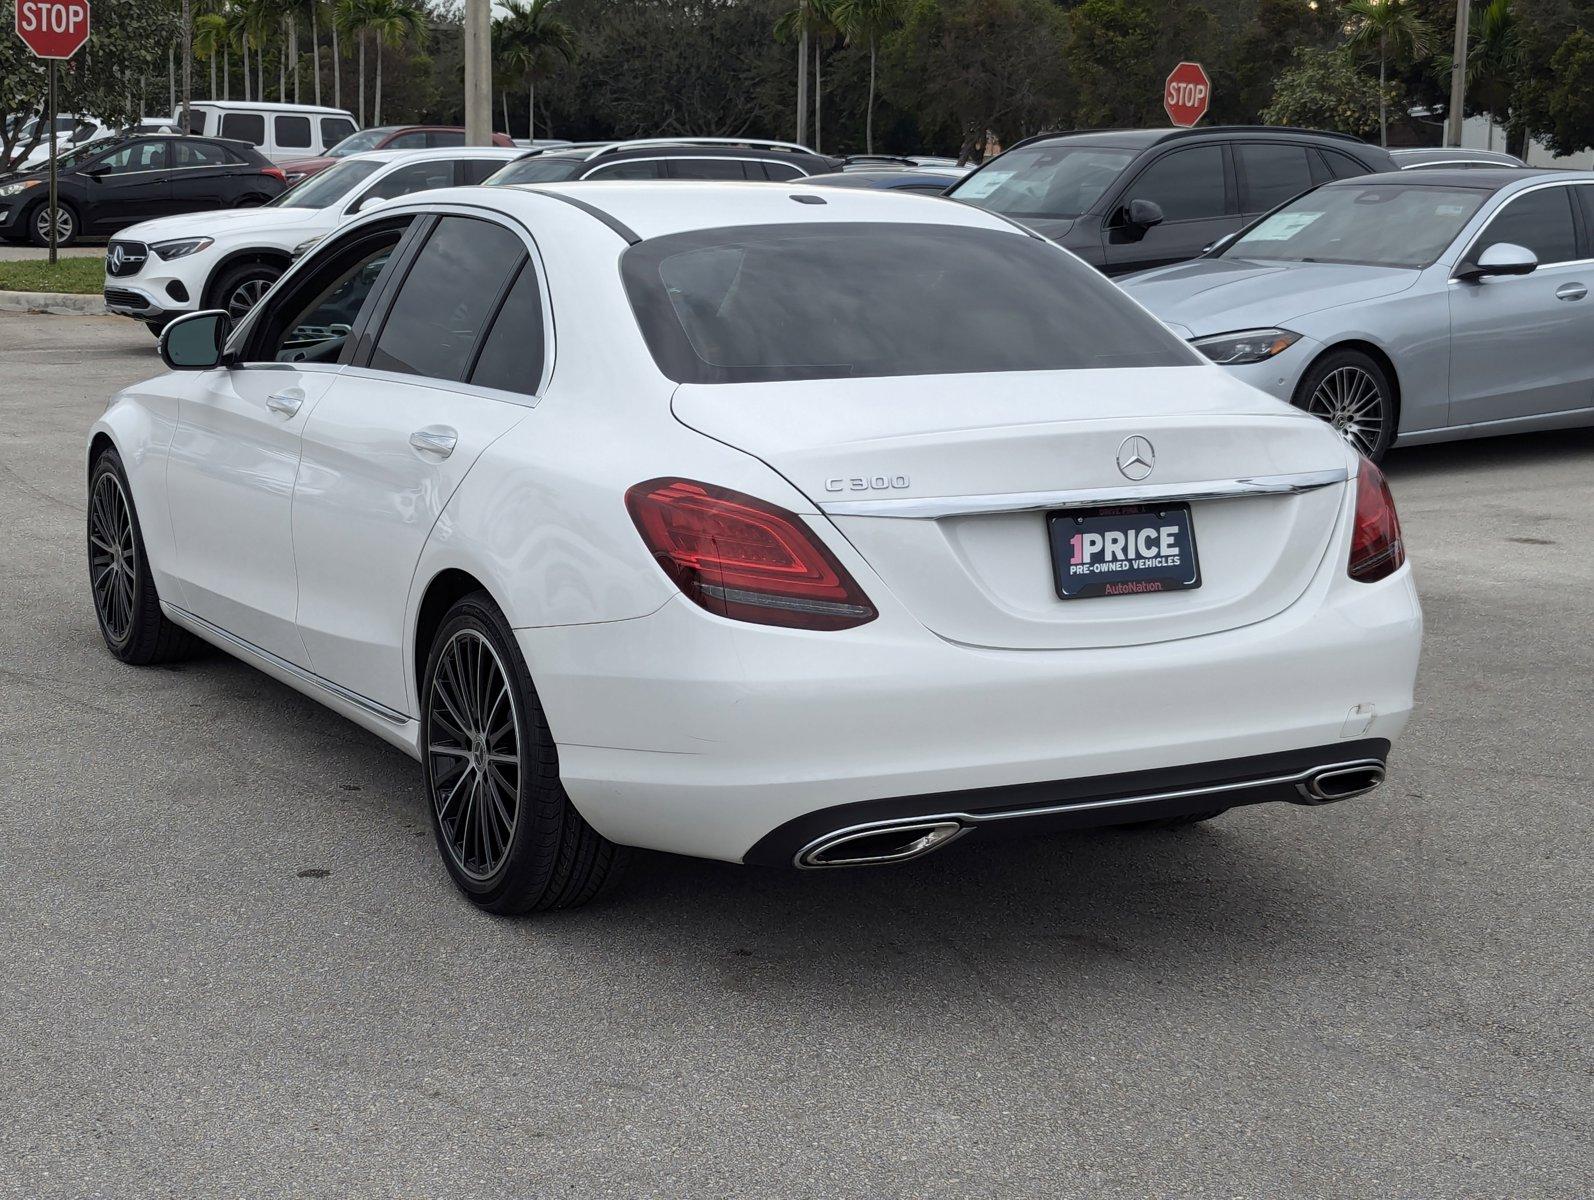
160;310;231;370
1459;241;1537;281
83;166;109;181
349;192;389;214
1126;198;1165;230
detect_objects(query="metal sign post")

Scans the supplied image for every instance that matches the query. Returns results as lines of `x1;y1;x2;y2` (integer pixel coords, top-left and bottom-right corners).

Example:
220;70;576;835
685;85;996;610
47;58;57;264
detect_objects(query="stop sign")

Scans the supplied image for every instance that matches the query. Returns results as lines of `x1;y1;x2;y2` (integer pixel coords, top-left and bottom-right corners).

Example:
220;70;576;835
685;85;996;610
1163;61;1210;128
15;0;91;59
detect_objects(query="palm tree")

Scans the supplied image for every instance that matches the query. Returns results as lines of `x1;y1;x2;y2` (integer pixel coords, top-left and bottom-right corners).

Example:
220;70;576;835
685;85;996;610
833;0;900;154
495;0;577;140
363;0;429;125
775;0;829;146
1345;0;1432;147
1434;0;1521;153
195;12;231;99
335;0;376;125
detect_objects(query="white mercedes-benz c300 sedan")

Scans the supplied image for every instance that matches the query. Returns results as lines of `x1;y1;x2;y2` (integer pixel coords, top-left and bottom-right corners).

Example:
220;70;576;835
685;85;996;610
85;182;1422;912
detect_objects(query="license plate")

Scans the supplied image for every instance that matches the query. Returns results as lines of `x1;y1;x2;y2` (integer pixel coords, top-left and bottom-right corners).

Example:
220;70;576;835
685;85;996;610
1048;503;1201;600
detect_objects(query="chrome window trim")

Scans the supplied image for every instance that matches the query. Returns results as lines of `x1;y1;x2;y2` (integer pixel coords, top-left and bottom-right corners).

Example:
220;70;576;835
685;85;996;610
820;467;1348;519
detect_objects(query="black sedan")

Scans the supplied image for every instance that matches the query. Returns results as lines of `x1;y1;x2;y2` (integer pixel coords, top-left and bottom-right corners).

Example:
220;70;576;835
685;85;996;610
0;135;286;247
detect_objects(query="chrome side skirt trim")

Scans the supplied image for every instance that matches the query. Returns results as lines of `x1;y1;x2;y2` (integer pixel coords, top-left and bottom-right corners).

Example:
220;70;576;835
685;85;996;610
163;604;410;725
792;758;1385;868
819;467;1348;519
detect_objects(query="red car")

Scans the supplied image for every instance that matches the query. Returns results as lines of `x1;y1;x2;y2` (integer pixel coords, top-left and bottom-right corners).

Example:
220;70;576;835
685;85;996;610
279;125;516;183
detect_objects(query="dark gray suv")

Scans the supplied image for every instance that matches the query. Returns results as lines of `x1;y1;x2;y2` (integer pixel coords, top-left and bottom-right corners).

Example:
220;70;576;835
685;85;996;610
947;126;1397;276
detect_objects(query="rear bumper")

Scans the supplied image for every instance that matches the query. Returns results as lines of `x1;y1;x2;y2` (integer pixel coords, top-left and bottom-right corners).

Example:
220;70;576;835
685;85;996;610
517;560;1422;864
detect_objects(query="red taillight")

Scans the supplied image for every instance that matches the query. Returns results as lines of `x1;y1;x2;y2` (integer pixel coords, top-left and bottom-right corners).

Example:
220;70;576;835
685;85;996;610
1347;456;1405;583
261;166;287;184
625;478;877;630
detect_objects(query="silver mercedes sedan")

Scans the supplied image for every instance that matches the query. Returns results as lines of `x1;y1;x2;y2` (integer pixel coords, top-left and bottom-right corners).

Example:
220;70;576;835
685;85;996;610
1120;169;1594;460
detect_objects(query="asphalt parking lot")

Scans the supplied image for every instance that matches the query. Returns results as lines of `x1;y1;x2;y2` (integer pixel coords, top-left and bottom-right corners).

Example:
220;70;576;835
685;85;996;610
0;312;1588;1199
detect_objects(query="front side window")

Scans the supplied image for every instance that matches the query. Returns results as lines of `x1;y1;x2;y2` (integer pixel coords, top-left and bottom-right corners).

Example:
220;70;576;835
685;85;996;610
370;217;526;381
275;115;312;148
250;224;409;364
950;145;1137;219
584;159;662;180
268;158;383;208
1224;183;1488;268
761;161;803;182
220;113;266;145
96;140;168;173
352;159;456;208
484;156;583;185
666;159;752;180
1238;144;1314;213
326;128;387;158
1473;187;1579;266
622;222;1197;384
427;131;466;147
386;131;428;149
1122;146;1227;221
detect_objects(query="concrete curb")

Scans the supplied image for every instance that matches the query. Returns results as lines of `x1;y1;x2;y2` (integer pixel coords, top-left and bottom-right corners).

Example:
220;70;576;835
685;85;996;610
0;289;107;316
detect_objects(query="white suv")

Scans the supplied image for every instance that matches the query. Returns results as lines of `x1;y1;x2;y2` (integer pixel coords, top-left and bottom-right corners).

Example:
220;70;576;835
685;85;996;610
102;146;521;335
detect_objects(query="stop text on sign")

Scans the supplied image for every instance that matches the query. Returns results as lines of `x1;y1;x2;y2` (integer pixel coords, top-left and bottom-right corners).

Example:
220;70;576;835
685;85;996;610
15;0;92;59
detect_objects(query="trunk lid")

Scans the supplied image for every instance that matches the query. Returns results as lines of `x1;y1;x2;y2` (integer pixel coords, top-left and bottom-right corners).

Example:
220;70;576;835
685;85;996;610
672;368;1352;649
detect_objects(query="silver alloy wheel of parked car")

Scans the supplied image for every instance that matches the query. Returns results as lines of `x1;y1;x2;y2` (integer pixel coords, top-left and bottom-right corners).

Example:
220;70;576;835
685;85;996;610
88;470;137;646
427;627;523;884
225;277;273;320
1303;364;1388;459
32;203;75;246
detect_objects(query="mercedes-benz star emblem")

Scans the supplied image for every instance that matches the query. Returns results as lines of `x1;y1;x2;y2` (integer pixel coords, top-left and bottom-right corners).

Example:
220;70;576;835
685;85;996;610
108;245;124;272
1117;435;1156;481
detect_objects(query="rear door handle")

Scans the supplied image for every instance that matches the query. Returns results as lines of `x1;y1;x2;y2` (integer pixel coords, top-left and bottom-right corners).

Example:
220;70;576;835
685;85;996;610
1555;283;1587;301
266;389;304;416
409;427;458;458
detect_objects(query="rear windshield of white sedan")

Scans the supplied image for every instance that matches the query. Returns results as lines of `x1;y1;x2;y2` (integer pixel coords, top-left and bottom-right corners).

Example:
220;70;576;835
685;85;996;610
622;222;1198;383
1222;183;1490;268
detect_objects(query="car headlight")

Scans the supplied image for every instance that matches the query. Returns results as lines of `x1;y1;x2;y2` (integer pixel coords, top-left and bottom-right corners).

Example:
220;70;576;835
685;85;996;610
151;237;215;261
1191;329;1301;365
0;179;41;198
291;236;322;258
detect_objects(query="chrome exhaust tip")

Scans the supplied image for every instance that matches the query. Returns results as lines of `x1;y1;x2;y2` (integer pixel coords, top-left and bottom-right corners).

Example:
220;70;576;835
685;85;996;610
797;820;967;869
1296;763;1386;805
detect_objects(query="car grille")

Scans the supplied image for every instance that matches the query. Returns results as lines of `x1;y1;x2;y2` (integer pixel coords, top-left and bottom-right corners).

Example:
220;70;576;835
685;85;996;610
106;240;148;277
103;287;148;311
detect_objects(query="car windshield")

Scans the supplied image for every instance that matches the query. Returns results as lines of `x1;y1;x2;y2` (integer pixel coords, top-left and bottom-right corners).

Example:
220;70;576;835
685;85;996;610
949;145;1137;219
1222;183;1490;268
622;222;1198;384
46;140;120;172
326;129;389;158
268;158;384;208
485;156;583;185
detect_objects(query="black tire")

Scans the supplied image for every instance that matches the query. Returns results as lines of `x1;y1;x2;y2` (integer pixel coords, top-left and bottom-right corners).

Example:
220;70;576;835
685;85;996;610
27;198;79;247
207;261;282;321
1292;348;1396;463
88;448;201;665
144;318;172;339
421;591;630;913
1115;807;1228;830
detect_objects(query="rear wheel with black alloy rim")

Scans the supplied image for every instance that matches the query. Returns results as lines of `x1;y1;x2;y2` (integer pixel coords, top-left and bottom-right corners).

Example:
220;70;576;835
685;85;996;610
28;199;78;247
88;449;200;664
1292;348;1396;463
421;592;630;913
208;261;282;321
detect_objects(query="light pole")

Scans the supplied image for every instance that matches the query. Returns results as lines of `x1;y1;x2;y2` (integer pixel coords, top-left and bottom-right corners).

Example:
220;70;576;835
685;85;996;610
465;0;493;145
1445;0;1470;148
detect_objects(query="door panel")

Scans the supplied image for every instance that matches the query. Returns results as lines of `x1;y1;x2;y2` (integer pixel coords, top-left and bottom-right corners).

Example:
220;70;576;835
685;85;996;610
83;141;173;228
292;374;524;711
168;139;244;213
166;364;339;662
1449;187;1593;424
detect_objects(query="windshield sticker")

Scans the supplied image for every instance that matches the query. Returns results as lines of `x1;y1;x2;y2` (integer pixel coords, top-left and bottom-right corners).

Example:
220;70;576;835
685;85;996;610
957;170;1013;198
1246;212;1323;241
1435;203;1468;216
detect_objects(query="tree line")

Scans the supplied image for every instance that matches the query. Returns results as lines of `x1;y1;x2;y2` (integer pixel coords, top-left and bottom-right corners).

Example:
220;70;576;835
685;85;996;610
4;0;1592;174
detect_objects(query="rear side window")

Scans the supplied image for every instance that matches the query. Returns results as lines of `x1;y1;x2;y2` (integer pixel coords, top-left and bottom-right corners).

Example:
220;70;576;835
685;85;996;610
275;115;312;149
1123;147;1227;221
1320;149;1372;180
667;159;752;180
371;217;526;381
485;157;583;184
427;131;466;147
356;159;455;205
761;161;804;181
584;159;661;180
1475;186;1579;266
175;140;231;167
1237;144;1314;213
622;222;1197;384
387;131;428;149
221;113;265;145
469;262;547;394
1576;186;1594;252
320;117;356;146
